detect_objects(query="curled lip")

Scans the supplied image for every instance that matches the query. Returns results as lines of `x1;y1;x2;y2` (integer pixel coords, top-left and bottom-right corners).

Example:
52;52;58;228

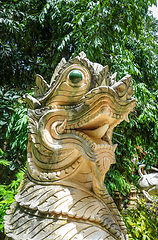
57;120;118;153
40;84;137;160
53;86;137;153
76;123;118;153
81;123;109;139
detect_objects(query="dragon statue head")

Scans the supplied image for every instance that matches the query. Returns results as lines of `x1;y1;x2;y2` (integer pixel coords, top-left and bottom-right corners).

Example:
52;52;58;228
25;51;137;184
4;52;137;240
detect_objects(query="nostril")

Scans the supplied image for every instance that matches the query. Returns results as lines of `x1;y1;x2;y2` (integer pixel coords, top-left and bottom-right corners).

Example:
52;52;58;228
127;86;133;99
117;83;127;97
118;84;125;93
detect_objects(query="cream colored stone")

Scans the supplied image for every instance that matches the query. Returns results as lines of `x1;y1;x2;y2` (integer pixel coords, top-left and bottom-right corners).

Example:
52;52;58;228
4;52;137;240
138;164;158;202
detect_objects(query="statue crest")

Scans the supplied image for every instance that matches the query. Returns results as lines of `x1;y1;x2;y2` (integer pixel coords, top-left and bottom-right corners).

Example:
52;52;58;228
4;52;137;240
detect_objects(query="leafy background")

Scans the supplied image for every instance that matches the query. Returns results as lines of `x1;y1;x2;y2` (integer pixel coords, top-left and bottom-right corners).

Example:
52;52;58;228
0;0;158;239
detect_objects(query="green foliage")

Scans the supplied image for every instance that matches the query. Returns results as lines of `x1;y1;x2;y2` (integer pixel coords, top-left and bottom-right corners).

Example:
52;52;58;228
105;167;131;198
0;88;28;184
111;18;158;89
0;88;21;145
123;200;158;239
0;166;25;232
0;149;9;166
133;84;158;164
0;90;28;232
1;0;157;88
5;105;28;171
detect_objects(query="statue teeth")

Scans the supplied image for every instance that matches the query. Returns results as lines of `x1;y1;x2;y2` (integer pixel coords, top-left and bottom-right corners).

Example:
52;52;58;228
82;133;86;140
80;120;85;125
109;111;113;117
72;161;79;168
87;140;92;145
86;136;90;141
69;124;73;129
65;167;72;174
113;144;118;152
74;123;78;128
124;113;129;123
78;132;84;137
77;157;82;163
59;170;65;178
90;143;97;151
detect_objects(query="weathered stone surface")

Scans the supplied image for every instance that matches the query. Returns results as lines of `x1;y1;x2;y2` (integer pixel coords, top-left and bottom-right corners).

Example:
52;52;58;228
4;52;137;240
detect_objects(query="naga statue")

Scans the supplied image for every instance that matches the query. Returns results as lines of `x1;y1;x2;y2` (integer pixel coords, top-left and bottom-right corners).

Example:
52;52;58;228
4;52;137;240
138;164;158;202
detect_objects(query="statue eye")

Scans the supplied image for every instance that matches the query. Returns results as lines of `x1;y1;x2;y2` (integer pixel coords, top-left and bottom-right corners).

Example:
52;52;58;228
69;70;82;84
